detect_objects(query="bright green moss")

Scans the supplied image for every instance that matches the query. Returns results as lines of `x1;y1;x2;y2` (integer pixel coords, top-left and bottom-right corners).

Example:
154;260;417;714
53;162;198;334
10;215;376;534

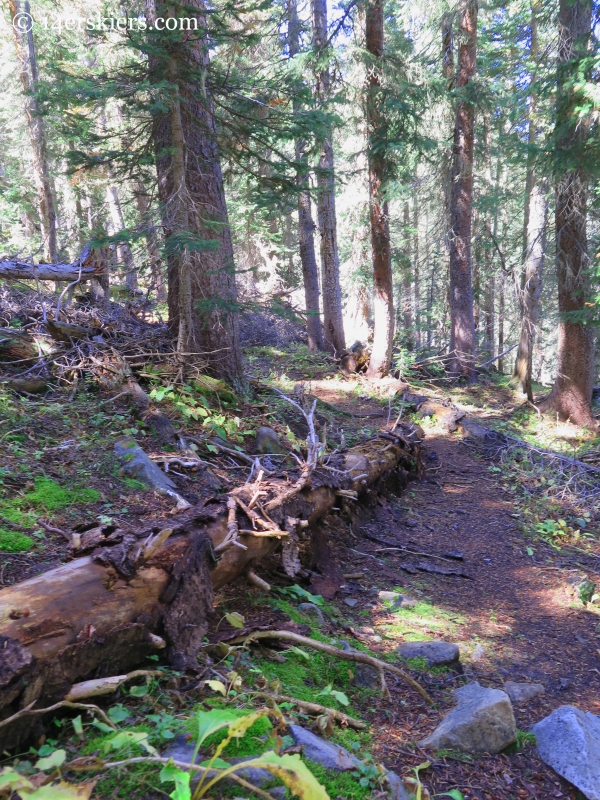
0;528;33;552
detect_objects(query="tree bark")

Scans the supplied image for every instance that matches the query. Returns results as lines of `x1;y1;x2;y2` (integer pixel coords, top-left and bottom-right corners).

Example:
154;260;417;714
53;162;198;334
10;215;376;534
365;0;394;377
512;4;546;400
413;191;421;349
448;0;478;380
134;181;167;303
106;186;138;292
539;0;595;427
8;0;58;265
0;249;104;282
289;0;324;352
149;0;245;389
402;201;414;350
310;0;345;355
0;430;420;750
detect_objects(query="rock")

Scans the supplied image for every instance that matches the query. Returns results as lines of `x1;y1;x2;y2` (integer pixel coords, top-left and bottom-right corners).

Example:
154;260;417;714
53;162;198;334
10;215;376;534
471;644;485;661
344;597;358;608
397;640;460;667
268;789;286;800
114;437;177;493
385;770;413;800
162;735;201;765
298;603;326;627
532;706;600;800
504;681;545;705
255;426;286;455
565;574;596;605
420;682;517;755
229;757;273;788
378;591;417;608
289;724;358;771
417;400;464;432
338;641;379;689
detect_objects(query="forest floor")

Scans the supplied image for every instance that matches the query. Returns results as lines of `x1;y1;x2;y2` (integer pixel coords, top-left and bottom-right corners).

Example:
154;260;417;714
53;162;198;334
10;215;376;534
2;338;600;799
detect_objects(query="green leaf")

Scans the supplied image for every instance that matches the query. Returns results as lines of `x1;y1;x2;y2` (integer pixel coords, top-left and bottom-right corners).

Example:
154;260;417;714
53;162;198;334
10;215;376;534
159;764;191;800
283;645;310;660
90;720;114;733
108;704;130;724
329;690;350;707
227;751;329;799
25;783;95;799
199;757;231;769
0;767;34;794
434;791;465;800
129;684;148;697
225;611;245;629
101;731;157;756
35;749;66;771
526;547;534;556
72;716;83;737
196;709;240;748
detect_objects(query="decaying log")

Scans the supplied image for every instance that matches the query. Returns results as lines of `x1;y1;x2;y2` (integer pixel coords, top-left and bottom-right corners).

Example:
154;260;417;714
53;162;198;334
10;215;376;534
0;247;105;283
0;427;421;750
0;329;39;362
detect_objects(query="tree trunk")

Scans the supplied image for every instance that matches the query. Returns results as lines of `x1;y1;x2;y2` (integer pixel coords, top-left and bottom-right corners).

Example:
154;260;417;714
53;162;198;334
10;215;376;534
0;430;420;750
512;4;546;400
413;191;421;349
448;0;478;379
311;0;345;355
149;0;245;389
497;270;505;373
289;0;324;352
0;249;104;282
539;0;595;427
8;0;58;265
106;186;138;292
134;181;167;303
365;0;394;377
402;201;414;350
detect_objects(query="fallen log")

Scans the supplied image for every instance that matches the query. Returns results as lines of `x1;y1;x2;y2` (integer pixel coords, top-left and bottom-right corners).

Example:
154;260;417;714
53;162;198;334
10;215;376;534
0;247;105;283
0;427;421;750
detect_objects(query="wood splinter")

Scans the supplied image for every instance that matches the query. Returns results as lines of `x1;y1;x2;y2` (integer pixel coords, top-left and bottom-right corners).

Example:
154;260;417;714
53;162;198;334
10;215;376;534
246;569;271;591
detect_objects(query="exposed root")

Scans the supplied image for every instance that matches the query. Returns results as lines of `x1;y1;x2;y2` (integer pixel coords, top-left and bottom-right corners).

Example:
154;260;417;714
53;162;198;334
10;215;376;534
229;630;433;705
246;569;271;591
252;692;367;729
0;700;117;732
65;670;162;701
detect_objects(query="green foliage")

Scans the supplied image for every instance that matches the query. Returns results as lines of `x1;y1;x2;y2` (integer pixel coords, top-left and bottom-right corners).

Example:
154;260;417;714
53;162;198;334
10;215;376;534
0;528;34;552
305;761;371;800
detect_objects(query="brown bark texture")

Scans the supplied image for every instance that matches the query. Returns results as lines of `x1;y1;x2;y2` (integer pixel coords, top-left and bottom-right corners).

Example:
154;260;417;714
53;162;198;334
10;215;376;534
448;0;477;379
149;0;244;388
365;0;395;378
402;201;414;350
311;0;346;355
539;0;595;427
289;0;324;352
0;429;420;750
9;0;58;265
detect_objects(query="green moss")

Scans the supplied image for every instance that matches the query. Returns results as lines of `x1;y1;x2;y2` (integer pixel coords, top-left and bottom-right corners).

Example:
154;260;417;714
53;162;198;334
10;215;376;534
304;761;371;800
187;709;273;758
0;528;33;552
0;478;100;532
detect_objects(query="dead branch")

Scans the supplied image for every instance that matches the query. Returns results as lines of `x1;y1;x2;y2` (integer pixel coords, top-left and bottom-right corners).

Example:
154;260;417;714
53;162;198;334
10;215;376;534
229;630;433;705
0;700;117;732
252;692;367;729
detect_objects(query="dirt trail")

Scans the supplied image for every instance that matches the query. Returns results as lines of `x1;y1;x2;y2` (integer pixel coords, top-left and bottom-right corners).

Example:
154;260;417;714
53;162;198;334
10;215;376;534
343;425;600;799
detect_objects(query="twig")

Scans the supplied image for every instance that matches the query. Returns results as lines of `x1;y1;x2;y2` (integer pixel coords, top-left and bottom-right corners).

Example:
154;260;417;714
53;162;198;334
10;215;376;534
37;518;70;541
229;630;433;705
252;692;367;729
477;344;517;369
0;700;117;731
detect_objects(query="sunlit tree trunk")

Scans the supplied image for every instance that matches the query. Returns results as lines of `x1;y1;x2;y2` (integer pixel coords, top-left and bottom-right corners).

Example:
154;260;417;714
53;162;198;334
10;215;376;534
448;0;478;379
402;201;414;350
512;4;546;399
9;0;58;265
413;191;421;349
365;0;394;377
311;0;345;354
539;0;595;426
289;0;324;352
106;185;138;292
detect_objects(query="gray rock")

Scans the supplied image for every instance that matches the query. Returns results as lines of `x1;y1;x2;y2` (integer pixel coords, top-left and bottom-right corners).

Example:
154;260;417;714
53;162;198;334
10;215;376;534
344;598;358;608
378;591;417;608
289;724;358;771
385;770;412;800
114;437;176;492
338;641;379;689
256;426;285;454
504;681;545;705
161;735;201;765
268;788;286;800
229;757;272;787
420;681;517;755
397;640;460;667
298;602;326;626
532;705;600;800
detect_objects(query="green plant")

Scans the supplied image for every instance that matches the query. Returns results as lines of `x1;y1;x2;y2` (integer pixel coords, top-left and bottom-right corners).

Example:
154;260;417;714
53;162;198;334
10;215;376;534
515;730;537;749
0;528;33;552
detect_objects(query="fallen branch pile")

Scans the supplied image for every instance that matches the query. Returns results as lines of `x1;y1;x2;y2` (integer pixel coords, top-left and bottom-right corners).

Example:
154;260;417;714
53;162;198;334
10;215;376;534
0;424;422;750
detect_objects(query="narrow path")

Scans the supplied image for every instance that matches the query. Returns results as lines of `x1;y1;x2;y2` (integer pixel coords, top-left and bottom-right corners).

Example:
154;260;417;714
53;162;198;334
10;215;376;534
337;426;600;799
